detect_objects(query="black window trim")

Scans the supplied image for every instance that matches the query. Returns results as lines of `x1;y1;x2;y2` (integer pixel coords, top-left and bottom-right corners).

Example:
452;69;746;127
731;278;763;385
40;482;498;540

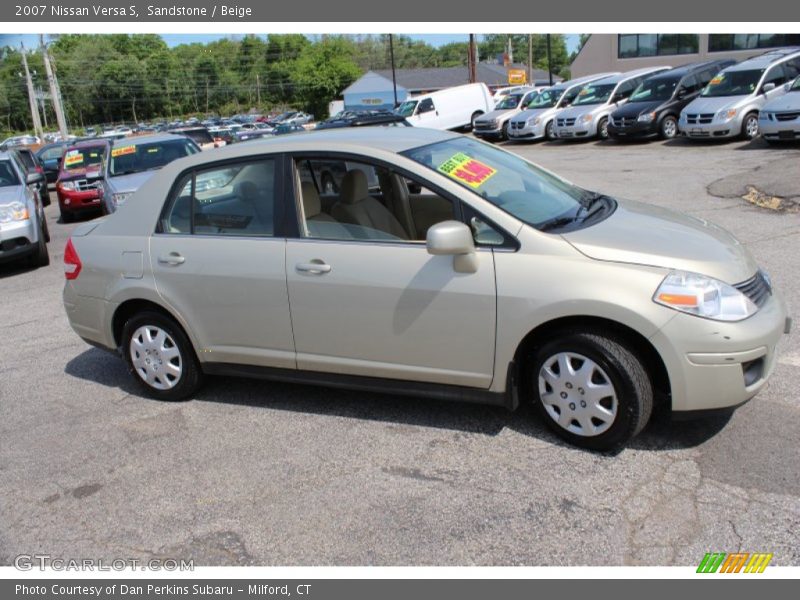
284;150;520;251
155;152;287;238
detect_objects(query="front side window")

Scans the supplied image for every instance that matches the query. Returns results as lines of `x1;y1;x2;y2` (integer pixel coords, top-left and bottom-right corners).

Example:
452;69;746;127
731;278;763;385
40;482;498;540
161;159;276;237
701;69;764;97
109;138;199;177
403;137;604;232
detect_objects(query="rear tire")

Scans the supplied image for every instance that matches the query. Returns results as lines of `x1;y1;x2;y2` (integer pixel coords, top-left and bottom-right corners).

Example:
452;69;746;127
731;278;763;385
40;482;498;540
122;311;203;401
527;330;653;451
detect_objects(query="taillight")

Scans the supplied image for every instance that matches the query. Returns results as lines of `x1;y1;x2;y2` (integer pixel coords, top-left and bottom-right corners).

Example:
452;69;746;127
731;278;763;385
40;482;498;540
64;238;82;280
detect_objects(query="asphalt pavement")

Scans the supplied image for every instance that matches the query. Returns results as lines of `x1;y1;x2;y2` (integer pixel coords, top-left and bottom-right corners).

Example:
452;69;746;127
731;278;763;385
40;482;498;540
1;135;798;566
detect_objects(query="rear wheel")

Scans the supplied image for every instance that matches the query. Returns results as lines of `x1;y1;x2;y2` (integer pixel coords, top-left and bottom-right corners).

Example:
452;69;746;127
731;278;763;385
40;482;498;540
122;311;203;401
741;112;759;140
660;115;678;139
527;330;653;451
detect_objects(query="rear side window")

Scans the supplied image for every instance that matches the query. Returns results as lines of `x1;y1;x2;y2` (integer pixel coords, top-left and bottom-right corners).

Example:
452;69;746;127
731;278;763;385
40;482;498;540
160;159;277;237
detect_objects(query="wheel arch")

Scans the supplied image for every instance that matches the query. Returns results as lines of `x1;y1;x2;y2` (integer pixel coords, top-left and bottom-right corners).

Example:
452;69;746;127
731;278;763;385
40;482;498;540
512;315;671;406
112;298;195;352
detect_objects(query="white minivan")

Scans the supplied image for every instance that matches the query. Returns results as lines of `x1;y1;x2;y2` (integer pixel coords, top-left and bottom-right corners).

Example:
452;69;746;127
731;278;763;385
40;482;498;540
395;83;495;130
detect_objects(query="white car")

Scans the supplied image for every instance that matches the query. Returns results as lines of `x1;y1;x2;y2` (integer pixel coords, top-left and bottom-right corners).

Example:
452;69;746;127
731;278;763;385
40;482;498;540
395;83;494;130
759;76;800;143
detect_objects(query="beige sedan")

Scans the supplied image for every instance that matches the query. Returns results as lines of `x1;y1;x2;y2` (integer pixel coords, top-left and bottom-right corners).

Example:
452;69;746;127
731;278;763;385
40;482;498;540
62;127;789;450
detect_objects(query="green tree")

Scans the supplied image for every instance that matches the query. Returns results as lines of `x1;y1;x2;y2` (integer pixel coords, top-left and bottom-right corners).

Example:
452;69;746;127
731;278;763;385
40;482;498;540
292;37;361;118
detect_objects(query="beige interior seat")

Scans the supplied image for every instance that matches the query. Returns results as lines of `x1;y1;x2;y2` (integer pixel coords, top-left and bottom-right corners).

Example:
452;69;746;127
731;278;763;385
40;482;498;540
301;181;354;239
331;170;409;240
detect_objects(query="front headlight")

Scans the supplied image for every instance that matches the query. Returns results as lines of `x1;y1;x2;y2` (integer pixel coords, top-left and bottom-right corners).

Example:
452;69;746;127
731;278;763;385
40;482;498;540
532;117;541;125
716;108;737;121
638;112;656;123
0;201;30;223
490;119;499;128
112;192;132;206
580;113;593;123
59;180;77;191
654;270;757;321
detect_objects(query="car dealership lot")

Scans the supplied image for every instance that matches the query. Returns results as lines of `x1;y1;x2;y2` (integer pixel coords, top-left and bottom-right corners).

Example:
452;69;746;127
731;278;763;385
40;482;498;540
1;137;798;566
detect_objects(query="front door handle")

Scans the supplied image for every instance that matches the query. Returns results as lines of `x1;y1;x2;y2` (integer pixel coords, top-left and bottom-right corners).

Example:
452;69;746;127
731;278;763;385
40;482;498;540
158;253;185;266
296;260;331;275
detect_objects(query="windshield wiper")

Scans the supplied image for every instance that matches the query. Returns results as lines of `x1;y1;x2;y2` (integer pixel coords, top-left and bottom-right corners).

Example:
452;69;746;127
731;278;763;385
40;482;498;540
578;192;608;218
539;214;579;232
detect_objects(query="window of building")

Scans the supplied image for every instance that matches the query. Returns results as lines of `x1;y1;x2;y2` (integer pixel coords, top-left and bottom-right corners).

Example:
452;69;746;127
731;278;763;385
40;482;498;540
618;34;699;58
708;34;800;52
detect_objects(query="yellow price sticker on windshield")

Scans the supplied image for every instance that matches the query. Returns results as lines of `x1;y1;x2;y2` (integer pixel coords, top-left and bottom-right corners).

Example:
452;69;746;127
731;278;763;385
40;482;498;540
437;152;496;188
111;145;135;158
64;152;84;166
709;76;724;85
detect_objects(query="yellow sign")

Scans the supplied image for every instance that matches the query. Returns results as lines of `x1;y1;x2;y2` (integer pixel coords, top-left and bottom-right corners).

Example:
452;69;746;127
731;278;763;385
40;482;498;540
111;145;136;158
437;153;496;189
508;69;527;85
64;152;84;167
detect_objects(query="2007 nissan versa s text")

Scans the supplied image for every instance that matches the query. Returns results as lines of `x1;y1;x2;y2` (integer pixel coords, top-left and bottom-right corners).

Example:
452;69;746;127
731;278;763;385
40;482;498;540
62;128;789;450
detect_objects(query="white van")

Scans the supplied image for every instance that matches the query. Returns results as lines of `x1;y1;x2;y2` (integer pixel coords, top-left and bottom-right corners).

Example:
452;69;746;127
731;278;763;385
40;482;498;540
395;83;494;130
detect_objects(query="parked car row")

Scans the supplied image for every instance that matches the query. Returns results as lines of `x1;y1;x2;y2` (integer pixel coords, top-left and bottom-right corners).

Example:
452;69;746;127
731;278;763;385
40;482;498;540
503;47;800;144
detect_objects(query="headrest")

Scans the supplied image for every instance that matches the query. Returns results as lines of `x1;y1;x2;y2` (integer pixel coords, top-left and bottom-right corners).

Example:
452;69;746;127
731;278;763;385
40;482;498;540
301;181;321;217
340;169;368;205
234;180;258;202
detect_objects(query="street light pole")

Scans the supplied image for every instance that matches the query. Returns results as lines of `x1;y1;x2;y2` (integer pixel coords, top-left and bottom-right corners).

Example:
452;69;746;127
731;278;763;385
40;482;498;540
389;34;398;107
40;35;68;137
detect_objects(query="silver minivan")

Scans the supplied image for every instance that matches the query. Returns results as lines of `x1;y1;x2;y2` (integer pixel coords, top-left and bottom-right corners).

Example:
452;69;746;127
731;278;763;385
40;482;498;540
508;73;619;141
553;67;671;140
679;47;800;140
473;87;540;141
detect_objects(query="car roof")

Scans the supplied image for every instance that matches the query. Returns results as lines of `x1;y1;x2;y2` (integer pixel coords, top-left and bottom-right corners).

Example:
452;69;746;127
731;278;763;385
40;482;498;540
647;60;730;79
591;67;671;85
727;48;800;70
110;133;184;146
68;139;110;149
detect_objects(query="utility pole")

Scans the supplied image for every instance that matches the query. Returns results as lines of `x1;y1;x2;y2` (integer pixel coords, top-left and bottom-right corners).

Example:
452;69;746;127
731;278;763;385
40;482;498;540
40;35;68;138
37;87;48;129
389;34;398;107
20;44;44;138
546;34;553;86
468;34;477;83
527;34;533;85
256;73;261;107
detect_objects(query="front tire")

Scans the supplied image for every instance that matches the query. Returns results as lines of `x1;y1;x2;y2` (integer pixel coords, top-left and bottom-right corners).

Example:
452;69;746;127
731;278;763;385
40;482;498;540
470;111;483;130
528;330;653;451
659;115;678;139
741;112;759;140
28;222;49;268
122;311;203;401
597;117;609;140
545;120;555;141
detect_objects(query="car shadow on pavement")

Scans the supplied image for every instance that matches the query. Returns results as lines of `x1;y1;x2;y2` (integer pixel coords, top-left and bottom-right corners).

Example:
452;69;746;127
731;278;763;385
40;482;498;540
65;347;732;454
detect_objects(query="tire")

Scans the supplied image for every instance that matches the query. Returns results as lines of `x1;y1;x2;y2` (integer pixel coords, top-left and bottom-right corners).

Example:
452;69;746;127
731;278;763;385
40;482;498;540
741;112;759;140
527;330;653;451
121;310;204;401
544;120;555;141
659;115;678;140
470;111;483;130
42;214;50;243
60;208;73;223
500;121;509;141
597;117;609;140
28;223;49;268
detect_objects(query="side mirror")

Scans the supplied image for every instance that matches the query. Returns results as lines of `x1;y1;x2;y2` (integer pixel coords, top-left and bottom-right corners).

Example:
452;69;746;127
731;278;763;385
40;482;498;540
426;220;478;273
26;172;44;185
762;82;776;94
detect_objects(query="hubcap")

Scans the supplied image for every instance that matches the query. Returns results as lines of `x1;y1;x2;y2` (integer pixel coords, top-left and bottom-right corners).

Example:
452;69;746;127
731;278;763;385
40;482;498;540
130;325;183;390
538;352;618;437
746;117;759;138
599;121;608;139
664;119;676;137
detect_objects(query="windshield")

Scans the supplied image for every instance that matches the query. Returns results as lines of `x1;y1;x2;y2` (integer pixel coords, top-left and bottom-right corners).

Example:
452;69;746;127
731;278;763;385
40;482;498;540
572;83;617;106
630;77;680;102
791;77;800;92
182;129;214;145
109;139;198;177
395;100;418;117
497;93;524;110
527;88;563;109
402;137;597;230
701;69;764;97
0;160;20;187
63;147;105;171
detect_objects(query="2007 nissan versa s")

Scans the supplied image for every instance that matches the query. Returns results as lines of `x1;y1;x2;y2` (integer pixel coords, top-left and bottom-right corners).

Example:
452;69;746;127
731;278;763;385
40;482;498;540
62;128;789;450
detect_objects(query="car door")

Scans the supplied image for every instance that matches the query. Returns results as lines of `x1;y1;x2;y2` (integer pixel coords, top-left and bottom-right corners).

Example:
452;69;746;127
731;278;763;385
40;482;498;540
414;98;438;128
285;154;497;389
150;155;296;369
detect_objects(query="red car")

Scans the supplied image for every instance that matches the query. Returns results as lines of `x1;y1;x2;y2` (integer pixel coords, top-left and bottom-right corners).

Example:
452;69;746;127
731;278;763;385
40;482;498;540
56;140;110;222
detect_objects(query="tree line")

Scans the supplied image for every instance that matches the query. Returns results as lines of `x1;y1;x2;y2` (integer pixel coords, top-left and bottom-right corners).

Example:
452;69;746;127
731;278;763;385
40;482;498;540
0;34;570;135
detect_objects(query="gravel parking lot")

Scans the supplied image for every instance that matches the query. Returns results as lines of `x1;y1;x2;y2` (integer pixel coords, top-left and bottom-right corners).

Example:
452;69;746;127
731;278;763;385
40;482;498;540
1;136;798;567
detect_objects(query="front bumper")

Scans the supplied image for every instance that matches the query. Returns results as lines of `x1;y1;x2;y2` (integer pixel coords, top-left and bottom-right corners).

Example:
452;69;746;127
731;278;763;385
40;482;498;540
0;218;38;263
608;120;658;139
58;188;102;214
473;124;506;139
507;120;546;141
679;117;740;139
553;120;596;139
650;288;789;414
759;115;800;141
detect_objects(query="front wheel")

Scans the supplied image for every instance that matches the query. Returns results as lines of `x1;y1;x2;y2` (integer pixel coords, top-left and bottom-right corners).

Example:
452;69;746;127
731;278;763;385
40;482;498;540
544;120;555;141
659;115;678;139
741;112;759;140
122;311;204;401
597;117;609;140
28;222;49;268
470;111;483;130
528;331;653;451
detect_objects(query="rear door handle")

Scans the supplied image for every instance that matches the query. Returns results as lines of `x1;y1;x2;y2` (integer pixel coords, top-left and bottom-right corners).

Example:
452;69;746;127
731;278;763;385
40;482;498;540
158;253;185;266
296;261;331;275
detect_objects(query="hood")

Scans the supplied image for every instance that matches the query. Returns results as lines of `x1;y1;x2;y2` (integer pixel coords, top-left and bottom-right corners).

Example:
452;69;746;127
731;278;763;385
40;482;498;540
510;107;554;124
763;92;800;112
0;186;24;205
561;198;757;284
612;100;663;118
683;95;747;114
59;166;103;181
477;108;518;123
107;171;157;194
